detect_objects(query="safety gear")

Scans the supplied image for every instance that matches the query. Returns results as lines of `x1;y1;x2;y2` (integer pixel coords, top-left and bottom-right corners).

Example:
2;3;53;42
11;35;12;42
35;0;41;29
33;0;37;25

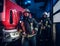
27;34;36;38
43;12;48;16
24;8;30;13
23;8;30;15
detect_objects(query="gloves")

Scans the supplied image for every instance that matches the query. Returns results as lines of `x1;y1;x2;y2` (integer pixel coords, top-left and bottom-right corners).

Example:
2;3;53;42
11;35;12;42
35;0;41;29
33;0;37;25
22;32;27;37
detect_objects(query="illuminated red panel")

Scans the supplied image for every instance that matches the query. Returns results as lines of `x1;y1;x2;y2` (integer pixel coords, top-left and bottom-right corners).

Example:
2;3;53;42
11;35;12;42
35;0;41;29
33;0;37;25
1;0;24;29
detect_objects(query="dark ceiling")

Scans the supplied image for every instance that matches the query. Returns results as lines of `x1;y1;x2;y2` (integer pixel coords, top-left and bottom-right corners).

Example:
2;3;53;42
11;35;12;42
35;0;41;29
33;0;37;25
15;0;49;9
15;0;51;18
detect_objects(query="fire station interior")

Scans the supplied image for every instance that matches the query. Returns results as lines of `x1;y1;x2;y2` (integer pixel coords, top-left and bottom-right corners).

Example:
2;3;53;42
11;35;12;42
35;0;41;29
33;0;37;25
0;0;60;46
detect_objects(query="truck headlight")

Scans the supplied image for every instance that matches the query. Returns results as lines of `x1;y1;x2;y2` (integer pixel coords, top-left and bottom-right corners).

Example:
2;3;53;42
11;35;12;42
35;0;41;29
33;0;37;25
10;32;19;38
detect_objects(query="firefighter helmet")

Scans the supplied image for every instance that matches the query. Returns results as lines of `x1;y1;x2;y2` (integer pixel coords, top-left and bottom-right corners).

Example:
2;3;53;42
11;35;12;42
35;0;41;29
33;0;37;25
43;12;48;16
23;8;30;13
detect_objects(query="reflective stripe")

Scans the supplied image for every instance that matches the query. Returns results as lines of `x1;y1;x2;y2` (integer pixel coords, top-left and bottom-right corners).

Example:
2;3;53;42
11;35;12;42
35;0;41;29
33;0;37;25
27;34;36;37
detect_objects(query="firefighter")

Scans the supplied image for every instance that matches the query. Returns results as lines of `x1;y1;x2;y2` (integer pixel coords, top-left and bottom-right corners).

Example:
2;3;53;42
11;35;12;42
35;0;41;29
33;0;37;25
20;9;38;46
38;12;52;46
